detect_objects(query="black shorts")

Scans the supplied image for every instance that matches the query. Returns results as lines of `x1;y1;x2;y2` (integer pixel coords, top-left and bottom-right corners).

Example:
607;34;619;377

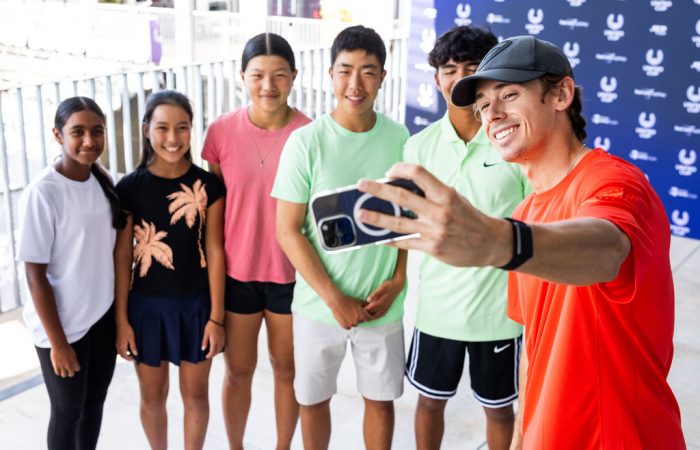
224;276;294;315
405;328;521;408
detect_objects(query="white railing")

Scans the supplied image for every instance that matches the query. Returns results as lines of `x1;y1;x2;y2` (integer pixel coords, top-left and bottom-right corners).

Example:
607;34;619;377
0;1;408;66
0;38;408;312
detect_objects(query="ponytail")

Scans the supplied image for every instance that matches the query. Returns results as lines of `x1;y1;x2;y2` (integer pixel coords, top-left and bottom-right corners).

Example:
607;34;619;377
91;164;127;229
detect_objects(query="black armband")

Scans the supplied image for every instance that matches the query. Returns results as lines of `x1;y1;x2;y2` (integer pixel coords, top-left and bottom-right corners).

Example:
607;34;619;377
498;218;533;271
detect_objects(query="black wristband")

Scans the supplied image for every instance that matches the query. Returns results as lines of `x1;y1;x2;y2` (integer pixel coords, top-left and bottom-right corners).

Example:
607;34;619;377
208;318;224;328
498;218;533;271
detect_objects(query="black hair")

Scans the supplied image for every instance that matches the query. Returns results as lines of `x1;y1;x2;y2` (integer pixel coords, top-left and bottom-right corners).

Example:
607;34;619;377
331;25;386;68
428;25;497;69
241;32;296;72
539;74;587;141
54;96;126;229
138;90;193;169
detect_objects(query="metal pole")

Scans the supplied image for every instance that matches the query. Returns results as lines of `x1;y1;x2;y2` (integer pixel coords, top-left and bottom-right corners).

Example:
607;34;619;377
0;94;21;309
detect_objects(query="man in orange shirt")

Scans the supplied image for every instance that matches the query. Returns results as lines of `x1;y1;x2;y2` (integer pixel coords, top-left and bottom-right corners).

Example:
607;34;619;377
357;35;686;449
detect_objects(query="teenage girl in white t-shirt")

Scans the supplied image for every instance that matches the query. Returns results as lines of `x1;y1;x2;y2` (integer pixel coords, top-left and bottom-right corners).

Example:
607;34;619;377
17;97;126;450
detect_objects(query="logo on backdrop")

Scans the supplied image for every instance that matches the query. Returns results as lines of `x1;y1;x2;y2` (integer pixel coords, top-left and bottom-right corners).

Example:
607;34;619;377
595;52;627;64
674;124;700;136
454;3;472;26
525;8;544;35
636;112;658;139
559;18;590;30
634;88;667;100
629;149;658;162
676;149;698;176
413;116;430;127
567;0;586;6
694;19;700;48
650;1;673;12
593;136;612;151
649;24;668;36
486;13;511;24
670;210;691;236
683;86;700;113
604;14;625;41
419;29;436;54
643;49;665;76
591;113;619;126
597;77;618;103
417;83;435;108
691;61;700;73
563;42;581;68
422;7;437;19
669;186;698;200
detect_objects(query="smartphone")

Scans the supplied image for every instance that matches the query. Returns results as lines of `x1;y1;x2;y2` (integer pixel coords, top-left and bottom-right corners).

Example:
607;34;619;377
310;178;425;253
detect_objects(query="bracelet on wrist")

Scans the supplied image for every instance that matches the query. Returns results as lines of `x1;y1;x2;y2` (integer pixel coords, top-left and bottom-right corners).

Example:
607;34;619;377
208;318;224;327
498;218;533;271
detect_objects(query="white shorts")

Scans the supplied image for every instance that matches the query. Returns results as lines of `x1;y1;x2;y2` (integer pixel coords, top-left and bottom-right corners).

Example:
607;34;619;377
292;312;405;406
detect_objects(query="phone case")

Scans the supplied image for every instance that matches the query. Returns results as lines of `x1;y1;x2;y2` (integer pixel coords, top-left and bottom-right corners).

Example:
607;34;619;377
309;178;424;253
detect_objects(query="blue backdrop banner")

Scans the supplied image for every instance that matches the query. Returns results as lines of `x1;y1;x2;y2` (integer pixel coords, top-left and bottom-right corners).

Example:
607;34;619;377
406;0;700;240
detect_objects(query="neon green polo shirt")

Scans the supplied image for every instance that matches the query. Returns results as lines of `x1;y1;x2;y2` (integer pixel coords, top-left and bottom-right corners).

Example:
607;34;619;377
404;114;529;341
271;112;409;327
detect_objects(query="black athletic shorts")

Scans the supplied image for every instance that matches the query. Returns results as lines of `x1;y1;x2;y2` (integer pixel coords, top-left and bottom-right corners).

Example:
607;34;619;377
405;328;521;408
224;276;294;315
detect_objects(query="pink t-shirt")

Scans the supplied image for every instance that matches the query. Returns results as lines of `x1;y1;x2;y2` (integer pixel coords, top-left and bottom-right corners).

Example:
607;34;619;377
202;107;311;283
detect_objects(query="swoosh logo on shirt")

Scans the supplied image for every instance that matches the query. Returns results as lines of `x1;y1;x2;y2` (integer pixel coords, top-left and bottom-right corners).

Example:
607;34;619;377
494;344;511;353
483;162;500;167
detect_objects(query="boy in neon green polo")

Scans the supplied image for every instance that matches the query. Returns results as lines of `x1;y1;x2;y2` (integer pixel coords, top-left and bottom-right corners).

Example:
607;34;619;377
403;26;529;450
272;26;408;450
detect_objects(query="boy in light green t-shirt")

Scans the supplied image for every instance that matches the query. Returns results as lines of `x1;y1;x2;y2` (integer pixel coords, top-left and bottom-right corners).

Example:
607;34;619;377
401;26;528;450
272;25;408;450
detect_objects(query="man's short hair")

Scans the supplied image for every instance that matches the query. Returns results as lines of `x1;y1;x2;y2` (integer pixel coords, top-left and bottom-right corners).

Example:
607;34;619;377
428;26;498;69
331;25;386;68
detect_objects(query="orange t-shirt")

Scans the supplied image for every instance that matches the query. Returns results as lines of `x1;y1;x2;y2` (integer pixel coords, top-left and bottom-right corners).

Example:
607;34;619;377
508;149;685;449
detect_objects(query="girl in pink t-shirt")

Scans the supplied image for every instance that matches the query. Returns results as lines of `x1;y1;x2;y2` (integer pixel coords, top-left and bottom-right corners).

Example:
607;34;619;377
201;32;310;450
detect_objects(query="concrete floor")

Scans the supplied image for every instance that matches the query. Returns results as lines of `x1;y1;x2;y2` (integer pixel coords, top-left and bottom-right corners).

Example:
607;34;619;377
0;237;698;449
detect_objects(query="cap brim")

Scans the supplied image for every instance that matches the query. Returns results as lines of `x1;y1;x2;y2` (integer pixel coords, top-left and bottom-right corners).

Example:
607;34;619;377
450;68;547;107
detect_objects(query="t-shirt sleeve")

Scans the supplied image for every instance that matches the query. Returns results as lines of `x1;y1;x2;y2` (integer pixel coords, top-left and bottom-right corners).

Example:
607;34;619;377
506;272;524;324
271;129;312;204
201;121;220;164
402;134;420;164
204;171;225;206
575;170;654;304
16;186;55;264
115;174;134;213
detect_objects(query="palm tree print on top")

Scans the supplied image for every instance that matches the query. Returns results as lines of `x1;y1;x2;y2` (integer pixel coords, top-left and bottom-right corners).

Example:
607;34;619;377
167;179;208;268
133;219;175;278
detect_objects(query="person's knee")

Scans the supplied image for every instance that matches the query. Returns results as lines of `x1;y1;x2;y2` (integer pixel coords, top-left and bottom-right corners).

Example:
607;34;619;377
181;386;209;413
417;395;448;414
483;404;515;424
300;399;330;414
269;355;295;383
51;402;83;425
364;398;394;415
224;361;256;387
140;383;168;412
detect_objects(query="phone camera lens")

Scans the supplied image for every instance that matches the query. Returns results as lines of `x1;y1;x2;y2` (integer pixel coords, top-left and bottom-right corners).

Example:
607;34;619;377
320;217;356;248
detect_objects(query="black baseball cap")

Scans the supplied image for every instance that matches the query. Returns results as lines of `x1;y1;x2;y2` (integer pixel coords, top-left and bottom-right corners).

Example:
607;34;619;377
451;35;574;107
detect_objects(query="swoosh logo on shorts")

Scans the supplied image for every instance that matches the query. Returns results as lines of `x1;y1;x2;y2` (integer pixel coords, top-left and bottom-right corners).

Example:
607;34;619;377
483;162;500;167
494;344;511;353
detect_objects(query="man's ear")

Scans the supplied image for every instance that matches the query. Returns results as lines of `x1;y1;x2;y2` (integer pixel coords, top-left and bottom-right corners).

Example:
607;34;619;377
554;77;575;111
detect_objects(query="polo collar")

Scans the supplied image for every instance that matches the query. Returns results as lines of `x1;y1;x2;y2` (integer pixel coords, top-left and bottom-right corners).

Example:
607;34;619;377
439;113;489;146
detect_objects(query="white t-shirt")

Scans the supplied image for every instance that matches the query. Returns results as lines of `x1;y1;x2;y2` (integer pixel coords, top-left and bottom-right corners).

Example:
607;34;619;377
17;166;116;348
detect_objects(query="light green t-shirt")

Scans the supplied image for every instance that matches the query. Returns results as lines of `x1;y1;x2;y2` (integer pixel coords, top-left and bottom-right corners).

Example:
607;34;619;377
403;113;530;341
272;112;409;327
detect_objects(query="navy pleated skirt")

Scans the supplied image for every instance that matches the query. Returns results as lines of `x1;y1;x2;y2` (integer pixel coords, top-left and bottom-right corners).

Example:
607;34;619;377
127;290;210;367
